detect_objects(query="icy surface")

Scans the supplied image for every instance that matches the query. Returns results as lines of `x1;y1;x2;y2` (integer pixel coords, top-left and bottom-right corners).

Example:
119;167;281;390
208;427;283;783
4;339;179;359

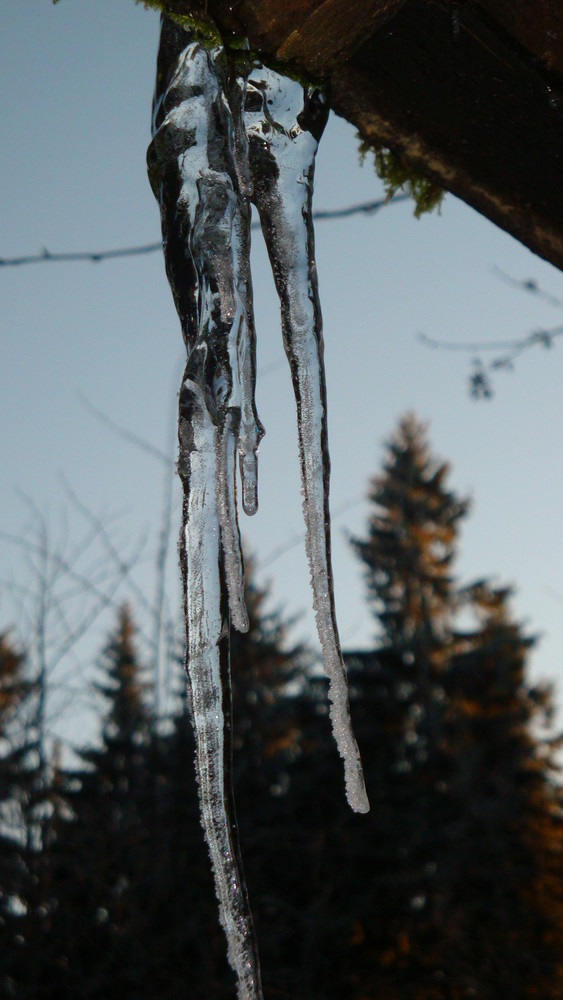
244;67;369;814
148;17;369;999
179;376;261;999
149;25;263;1000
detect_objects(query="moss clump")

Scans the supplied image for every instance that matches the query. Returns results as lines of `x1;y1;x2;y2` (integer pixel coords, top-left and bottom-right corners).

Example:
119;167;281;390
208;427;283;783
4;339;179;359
359;138;444;218
135;0;324;90
135;1;223;45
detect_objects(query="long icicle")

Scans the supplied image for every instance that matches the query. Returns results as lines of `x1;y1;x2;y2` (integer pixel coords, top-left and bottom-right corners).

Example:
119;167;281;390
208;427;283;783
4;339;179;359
149;20;264;999
179;375;262;1000
245;67;369;813
148;17;370;999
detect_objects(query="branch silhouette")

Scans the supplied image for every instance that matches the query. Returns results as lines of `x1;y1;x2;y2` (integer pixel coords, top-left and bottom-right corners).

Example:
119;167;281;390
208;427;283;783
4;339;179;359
0;195;408;268
419;273;563;399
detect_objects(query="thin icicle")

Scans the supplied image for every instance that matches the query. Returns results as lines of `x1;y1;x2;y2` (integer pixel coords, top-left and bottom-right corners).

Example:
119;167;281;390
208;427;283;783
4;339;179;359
235;255;263;516
149;20;264;1000
225;50;264;517
245;66;370;814
179;374;262;1000
216;409;248;633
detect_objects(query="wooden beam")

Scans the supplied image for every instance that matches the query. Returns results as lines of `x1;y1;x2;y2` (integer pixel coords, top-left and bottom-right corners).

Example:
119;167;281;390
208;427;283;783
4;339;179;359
332;0;563;271
475;0;563;75
153;0;563;271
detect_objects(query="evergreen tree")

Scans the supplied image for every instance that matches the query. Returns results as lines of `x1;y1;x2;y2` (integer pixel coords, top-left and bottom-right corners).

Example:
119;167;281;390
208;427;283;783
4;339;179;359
352;412;468;662
44;604;153;999
344;416;465;994
344;414;563;998
443;582;563;998
0;632;54;1000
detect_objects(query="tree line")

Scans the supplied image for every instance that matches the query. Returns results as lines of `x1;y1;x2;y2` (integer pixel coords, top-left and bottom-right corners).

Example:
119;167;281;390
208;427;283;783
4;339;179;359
1;414;562;999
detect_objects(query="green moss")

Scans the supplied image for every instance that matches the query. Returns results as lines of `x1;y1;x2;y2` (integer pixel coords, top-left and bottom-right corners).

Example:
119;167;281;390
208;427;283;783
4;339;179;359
135;1;223;45
134;1;323;89
359;137;444;218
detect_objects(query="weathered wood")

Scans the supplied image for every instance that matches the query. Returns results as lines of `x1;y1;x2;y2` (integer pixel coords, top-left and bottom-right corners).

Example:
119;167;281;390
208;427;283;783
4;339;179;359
153;0;563;271
476;0;563;75
273;0;407;69
333;0;563;271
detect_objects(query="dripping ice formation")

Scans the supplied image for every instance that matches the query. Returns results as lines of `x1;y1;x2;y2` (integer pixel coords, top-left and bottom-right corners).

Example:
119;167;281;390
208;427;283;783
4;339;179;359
148;15;369;1000
150;27;262;1000
178;377;262;999
243;64;369;816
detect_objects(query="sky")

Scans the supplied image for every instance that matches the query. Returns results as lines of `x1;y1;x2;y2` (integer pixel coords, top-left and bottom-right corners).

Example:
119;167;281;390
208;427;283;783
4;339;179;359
1;1;562;746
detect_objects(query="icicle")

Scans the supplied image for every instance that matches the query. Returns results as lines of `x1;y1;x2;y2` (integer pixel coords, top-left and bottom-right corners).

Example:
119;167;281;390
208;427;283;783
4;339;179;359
216;408;248;633
236;269;263;517
245;67;370;814
225;165;263;519
148;16;370;998
178;374;262;1000
149;21;264;1000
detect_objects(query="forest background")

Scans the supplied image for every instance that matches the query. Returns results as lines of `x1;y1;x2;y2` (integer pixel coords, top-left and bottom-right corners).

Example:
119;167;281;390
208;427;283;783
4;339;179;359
1;413;563;998
2;2;563;742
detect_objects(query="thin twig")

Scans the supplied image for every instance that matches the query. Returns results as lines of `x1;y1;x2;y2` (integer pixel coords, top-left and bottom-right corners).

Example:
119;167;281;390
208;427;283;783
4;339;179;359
79;392;173;467
418;332;524;353
0;196;409;269
419;273;562;399
257;494;365;570
490;267;563;310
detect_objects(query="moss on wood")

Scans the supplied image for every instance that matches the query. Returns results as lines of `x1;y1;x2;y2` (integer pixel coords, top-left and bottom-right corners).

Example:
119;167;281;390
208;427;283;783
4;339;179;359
359;139;444;218
135;1;223;44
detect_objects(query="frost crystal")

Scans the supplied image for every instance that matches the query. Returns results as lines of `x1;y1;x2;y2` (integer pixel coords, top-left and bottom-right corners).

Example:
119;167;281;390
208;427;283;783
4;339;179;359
148;15;369;999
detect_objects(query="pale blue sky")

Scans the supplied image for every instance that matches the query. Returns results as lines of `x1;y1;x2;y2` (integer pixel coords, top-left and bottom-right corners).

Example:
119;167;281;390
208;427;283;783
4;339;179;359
2;2;562;744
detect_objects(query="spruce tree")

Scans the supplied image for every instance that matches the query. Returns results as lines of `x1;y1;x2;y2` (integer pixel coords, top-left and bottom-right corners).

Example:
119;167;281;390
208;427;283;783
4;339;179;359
445;582;563;998
45;604;153;999
344;414;563;999
350;415;469;979
352;412;468;662
0;633;34;994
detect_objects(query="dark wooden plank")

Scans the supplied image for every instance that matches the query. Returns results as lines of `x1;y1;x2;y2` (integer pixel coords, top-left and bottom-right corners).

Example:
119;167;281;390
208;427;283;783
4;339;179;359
332;0;563;270
153;0;563;270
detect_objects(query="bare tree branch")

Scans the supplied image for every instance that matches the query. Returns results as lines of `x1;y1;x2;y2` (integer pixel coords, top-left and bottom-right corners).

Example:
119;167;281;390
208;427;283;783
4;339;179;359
419;273;562;399
0;195;408;268
79;392;174;468
490;267;563;310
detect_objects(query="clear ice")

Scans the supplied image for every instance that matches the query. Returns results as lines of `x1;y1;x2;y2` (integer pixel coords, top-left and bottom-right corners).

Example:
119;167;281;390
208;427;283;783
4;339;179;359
244;66;369;816
148;15;369;1000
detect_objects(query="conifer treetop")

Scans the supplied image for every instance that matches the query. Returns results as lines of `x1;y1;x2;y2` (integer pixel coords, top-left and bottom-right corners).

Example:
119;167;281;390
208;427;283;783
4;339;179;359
352;414;469;656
